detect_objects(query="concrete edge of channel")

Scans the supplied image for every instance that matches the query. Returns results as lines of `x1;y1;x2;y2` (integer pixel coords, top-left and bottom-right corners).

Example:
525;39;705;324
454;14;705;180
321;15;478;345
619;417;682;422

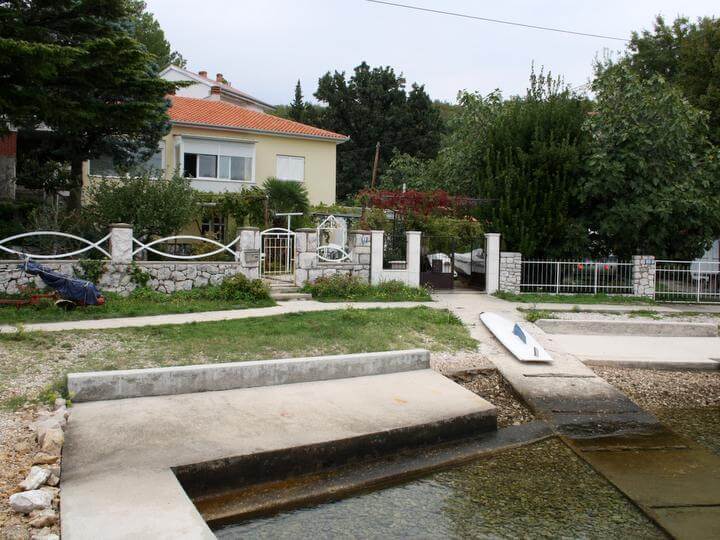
535;318;718;337
67;348;431;402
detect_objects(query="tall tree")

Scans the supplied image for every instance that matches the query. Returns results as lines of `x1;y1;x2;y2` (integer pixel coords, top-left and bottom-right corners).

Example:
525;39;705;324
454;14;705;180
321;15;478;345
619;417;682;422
426;69;590;257
127;0;186;69
626;15;720;144
288;80;306;122
314;62;443;199
581;63;720;258
0;0;179;209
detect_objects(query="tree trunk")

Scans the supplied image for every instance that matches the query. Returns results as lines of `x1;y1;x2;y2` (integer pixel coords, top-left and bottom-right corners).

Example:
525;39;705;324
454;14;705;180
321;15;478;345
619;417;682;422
68;158;84;210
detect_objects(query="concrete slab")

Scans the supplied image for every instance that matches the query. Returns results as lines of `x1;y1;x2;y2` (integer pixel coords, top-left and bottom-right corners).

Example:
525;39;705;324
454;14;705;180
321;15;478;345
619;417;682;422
61;369;496;540
68;349;430;402
536;318;718;337
547;334;720;371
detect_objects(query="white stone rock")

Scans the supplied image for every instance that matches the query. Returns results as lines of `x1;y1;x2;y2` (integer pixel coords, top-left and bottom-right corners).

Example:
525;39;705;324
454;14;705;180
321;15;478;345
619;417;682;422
28;509;58;528
19;467;51;491
39;427;64;456
9;490;53;514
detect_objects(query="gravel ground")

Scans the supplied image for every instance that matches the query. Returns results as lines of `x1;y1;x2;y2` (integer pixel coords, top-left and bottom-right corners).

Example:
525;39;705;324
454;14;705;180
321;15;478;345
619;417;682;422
548;311;720;325
0;407;61;539
451;370;535;427
430;350;494;374
591;366;720;409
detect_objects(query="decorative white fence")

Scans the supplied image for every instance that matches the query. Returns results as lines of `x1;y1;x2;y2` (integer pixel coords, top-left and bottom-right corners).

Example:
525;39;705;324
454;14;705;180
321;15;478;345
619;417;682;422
656;259;720;303
0;229;253;262
132;235;241;260
0;231;112;260
520;259;634;295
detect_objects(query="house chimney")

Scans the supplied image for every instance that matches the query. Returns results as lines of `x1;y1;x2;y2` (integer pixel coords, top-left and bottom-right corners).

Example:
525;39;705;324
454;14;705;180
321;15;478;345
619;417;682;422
198;70;208;78
216;73;224;83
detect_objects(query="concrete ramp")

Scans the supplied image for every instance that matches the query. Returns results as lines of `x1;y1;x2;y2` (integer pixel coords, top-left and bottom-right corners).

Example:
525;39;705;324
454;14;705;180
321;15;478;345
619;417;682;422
61;355;496;539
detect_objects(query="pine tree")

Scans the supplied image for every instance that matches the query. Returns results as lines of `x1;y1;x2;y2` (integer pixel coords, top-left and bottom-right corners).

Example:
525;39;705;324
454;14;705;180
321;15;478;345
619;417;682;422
0;0;180;208
288;80;306;123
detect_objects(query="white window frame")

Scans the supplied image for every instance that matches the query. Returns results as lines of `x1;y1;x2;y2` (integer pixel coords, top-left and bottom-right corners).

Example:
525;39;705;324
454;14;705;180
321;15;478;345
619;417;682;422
182;136;256;184
276;154;305;182
89;142;165;178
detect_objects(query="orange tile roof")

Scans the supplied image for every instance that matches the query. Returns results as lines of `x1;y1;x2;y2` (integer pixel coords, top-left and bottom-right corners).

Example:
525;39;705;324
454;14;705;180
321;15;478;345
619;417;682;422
168;96;348;142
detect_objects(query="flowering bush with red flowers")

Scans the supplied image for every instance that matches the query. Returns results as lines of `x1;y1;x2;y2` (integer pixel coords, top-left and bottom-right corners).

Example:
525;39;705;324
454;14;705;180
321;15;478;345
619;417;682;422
357;189;474;218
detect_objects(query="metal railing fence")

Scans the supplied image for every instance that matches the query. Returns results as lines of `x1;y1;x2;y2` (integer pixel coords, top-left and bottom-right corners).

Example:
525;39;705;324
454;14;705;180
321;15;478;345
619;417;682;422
655;259;720;303
520;259;633;295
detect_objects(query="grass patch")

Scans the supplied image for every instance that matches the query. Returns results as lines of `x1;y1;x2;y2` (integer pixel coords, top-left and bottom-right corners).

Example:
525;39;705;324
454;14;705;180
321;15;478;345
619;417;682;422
0;277;275;324
303;275;432;302
524;309;557;323
495;291;656;305
0;307;476;403
1;394;28;411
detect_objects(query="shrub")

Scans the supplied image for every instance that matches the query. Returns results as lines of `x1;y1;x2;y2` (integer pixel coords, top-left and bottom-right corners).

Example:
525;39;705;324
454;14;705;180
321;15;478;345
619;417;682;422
75;259;106;283
305;274;431;301
217;274;270;302
129;262;151;288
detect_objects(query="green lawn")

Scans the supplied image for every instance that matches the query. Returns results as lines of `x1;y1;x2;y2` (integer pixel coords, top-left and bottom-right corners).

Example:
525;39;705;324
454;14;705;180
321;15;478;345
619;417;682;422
0;291;275;324
0;307;476;408
495;291;656;305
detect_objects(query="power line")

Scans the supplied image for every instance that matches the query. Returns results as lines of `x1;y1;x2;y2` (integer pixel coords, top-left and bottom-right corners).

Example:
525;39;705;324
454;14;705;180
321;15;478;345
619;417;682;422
364;0;628;42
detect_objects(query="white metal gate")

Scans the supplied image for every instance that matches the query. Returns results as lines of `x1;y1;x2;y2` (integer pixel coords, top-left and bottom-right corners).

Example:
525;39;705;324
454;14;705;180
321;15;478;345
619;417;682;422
260;228;295;282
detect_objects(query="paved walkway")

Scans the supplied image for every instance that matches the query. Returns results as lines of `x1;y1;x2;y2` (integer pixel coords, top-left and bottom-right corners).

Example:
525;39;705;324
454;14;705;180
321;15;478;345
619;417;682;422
434;290;720;540
0;300;430;333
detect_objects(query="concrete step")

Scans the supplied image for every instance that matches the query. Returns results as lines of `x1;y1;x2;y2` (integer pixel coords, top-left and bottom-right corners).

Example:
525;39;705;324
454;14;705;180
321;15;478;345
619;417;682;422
268;285;302;294
271;292;313;301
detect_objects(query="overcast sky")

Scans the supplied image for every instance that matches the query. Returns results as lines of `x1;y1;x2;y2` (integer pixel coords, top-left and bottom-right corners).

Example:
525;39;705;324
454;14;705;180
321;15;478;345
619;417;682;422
145;0;718;105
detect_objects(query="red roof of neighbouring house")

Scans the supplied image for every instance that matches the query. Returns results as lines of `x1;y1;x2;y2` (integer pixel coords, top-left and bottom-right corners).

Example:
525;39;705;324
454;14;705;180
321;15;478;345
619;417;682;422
168;96;348;142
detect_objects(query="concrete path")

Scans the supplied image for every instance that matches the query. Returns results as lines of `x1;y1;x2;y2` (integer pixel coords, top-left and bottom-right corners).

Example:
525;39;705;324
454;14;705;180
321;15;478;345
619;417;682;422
548;334;720;371
0;300;429;333
434;290;720;540
61;369;495;540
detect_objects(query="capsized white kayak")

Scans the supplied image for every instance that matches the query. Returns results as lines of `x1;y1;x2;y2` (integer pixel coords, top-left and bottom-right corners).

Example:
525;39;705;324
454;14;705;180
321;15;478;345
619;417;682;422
480;312;552;362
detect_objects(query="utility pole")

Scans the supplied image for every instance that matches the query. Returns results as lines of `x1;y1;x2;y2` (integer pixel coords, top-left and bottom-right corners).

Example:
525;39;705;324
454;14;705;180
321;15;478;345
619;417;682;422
370;141;380;189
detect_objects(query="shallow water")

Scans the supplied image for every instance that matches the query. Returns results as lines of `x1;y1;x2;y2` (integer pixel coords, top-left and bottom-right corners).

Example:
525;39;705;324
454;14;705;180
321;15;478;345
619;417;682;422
215;438;664;539
652;407;720;455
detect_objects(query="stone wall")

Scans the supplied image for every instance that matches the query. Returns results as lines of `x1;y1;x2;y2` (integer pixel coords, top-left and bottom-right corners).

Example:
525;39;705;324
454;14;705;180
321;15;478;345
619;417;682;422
632;255;656;298
0;260;259;296
294;229;371;286
498;252;522;294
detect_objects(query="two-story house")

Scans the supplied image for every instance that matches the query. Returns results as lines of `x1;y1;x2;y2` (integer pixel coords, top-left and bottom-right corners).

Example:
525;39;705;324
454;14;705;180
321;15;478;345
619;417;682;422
83;65;348;205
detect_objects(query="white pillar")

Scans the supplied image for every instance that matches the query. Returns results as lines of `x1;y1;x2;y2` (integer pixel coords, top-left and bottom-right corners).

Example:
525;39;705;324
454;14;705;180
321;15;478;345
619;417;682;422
109;223;133;264
405;231;421;287
485;233;500;294
370;230;384;285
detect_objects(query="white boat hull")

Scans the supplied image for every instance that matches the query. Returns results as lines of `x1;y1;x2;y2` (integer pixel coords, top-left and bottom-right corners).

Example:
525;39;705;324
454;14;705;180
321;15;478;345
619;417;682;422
480;312;552;362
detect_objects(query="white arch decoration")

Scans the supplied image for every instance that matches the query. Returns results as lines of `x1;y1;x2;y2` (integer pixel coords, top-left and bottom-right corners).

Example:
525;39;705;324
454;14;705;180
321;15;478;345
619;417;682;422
0;231;112;259
316;215;350;262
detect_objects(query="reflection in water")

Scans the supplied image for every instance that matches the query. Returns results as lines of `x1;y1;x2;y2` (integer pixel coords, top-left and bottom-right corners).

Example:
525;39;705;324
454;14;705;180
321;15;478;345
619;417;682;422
215;439;663;539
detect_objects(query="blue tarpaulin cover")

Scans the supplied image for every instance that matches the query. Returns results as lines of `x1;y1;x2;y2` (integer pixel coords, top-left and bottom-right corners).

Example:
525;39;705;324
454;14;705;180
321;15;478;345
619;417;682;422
23;261;103;305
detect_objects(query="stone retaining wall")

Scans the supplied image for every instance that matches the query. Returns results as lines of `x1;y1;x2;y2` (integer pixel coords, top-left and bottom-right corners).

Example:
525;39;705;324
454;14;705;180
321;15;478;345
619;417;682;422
0;260;258;296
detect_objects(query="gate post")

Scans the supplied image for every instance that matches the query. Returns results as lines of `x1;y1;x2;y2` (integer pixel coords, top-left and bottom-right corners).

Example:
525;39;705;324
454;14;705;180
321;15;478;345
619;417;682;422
485;233;500;294
405;231;421;287
632;255;655;298
109;223;133;264
370;230;384;285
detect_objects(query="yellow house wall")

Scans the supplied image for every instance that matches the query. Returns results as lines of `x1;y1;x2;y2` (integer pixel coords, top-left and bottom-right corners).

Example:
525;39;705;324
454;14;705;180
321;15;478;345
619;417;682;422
83;125;339;206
